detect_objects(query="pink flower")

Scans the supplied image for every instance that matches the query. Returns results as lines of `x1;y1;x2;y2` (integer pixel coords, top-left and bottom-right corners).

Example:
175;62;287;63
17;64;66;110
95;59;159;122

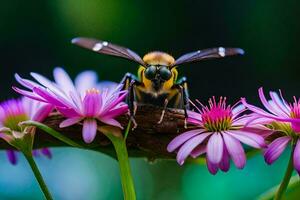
0;98;53;164
14;67;128;143
0;98;53;141
167;97;267;175
242;87;300;174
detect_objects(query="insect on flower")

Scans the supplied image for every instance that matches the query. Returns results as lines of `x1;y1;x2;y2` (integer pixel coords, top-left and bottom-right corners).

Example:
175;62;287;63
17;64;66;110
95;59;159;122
242;87;300;174
71;37;244;125
14;68;128;143
167;97;267;174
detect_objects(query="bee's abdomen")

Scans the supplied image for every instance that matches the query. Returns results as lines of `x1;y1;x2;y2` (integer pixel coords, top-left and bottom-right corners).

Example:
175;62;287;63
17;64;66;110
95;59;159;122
135;89;181;108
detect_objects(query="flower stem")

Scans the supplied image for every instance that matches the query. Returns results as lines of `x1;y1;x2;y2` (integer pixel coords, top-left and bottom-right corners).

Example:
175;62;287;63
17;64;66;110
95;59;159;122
106;133;136;200
20;120;83;148
23;152;53;200
274;144;296;200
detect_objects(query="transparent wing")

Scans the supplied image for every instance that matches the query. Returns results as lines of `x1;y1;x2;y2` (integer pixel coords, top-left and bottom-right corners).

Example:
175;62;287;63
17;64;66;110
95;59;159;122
72;37;146;66
172;47;244;67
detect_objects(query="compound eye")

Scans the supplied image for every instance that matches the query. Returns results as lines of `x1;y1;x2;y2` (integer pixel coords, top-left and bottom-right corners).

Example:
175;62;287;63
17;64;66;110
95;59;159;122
145;65;157;79
159;66;172;80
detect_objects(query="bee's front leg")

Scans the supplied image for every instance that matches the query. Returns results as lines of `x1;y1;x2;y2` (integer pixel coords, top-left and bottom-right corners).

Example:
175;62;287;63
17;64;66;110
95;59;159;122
120;73;140;129
120;73;137;91
128;80;138;129
176;77;190;128
157;98;169;124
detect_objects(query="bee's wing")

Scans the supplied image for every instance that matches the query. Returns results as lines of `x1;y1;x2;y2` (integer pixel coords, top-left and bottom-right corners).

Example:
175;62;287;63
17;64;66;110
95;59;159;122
72;37;146;67
171;47;244;67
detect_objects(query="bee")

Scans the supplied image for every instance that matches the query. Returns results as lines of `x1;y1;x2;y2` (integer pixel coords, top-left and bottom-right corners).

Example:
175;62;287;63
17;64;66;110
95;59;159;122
71;37;244;127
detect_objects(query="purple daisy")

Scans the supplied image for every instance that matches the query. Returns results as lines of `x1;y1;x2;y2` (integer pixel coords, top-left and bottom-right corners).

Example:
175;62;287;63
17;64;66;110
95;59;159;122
0;98;53;141
242;87;300;173
14;67;128;143
167;97;267;174
0;98;53;164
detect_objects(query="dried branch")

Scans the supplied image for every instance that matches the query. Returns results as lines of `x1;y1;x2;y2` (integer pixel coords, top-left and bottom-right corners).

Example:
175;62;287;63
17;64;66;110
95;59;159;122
0;105;189;160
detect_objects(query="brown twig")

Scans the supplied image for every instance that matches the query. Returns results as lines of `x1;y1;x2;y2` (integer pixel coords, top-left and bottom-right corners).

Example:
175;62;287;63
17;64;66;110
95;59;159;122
0;105;190;160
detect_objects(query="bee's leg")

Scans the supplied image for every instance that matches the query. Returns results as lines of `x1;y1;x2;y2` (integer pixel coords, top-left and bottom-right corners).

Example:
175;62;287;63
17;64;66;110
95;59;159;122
120;73;140;129
157;77;190;124
120;73;138;90
157;89;179;124
177;77;190;109
128;80;138;129
157;98;169;124
176;77;190;128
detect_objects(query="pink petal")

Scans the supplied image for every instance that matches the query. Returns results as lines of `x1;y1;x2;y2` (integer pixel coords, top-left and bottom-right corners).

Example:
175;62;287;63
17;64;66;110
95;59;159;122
240;127;274;138
232;104;246;118
237;115;274;127
12;87;47;102
15;73;40;89
264;136;291;165
291;122;300;133
258;87;284;116
223;132;246;169
75;71;98;95
32;104;54;122
59;117;82;128
207;133;224;164
268;100;288;117
187;110;202;125
187;118;203;125
219;145;230;172
241;98;277;119
190;145;206;158
102;104;128;119
97;81;119;92
294;140;300;174
57;107;79;118
101;92;127;114
21;97;35;117
269;91;290;116
99;118;122;129
226;130;266;148
167;129;205;152
206;157;219;175
242;98;300;124
53;67;76;94
30;72;65;97
176;132;211;165
33;87;68;107
82;119;97;143
69;91;83;113
83;92;102;117
242;98;273;116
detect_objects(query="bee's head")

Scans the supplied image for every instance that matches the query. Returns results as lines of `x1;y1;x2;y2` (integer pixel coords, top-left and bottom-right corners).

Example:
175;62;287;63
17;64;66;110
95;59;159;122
144;65;172;82
143;51;174;80
142;51;176;91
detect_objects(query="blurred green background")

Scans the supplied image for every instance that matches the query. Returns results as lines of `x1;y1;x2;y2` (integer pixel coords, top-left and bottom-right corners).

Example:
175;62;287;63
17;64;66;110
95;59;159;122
0;0;300;199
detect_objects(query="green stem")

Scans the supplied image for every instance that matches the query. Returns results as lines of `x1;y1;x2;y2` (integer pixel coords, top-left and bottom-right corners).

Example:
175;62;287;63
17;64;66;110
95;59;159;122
274;144;296;200
106;133;136;200
258;175;300;200
23;152;53;200
20;120;83;148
